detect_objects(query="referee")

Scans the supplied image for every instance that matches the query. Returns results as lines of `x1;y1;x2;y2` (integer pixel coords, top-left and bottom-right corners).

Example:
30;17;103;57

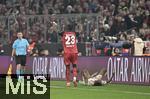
11;32;29;80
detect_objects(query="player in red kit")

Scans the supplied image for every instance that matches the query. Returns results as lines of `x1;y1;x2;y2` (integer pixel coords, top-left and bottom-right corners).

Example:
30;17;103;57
61;25;78;87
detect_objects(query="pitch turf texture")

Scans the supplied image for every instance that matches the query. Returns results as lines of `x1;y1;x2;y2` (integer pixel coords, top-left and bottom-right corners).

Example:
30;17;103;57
50;81;150;99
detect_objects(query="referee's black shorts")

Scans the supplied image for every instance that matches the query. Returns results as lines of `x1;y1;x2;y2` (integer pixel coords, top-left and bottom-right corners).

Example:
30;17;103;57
15;55;26;66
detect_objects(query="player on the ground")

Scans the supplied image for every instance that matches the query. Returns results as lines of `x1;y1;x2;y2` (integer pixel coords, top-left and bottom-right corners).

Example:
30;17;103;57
61;24;78;87
79;68;114;86
11;32;29;81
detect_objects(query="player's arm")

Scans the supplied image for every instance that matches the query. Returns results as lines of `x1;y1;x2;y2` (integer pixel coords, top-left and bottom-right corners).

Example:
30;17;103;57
11;48;16;61
26;39;30;55
12;41;16;57
11;48;16;57
106;72;115;84
26;39;29;49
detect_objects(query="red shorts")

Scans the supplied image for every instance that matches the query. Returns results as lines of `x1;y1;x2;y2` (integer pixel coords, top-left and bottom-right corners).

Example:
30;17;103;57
64;53;78;65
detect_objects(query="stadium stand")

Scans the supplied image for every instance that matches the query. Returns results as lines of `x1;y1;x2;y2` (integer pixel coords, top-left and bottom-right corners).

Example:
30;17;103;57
0;0;149;56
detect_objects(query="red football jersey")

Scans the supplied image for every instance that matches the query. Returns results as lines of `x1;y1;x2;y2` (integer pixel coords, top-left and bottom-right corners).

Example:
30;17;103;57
62;32;78;53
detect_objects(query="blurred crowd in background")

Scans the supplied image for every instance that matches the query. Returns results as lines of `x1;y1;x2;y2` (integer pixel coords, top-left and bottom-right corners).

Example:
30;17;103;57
0;0;149;56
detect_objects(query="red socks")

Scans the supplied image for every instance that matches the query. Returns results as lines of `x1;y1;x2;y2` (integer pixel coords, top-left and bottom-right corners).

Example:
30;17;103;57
66;66;70;83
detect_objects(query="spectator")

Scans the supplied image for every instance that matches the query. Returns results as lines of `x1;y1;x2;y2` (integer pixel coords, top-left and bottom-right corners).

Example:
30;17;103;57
0;0;149;57
57;48;64;56
40;49;49;56
30;48;39;56
0;42;4;55
133;37;144;56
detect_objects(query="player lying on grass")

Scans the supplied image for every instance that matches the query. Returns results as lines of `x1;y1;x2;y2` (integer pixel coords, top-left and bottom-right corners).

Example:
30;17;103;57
79;68;114;86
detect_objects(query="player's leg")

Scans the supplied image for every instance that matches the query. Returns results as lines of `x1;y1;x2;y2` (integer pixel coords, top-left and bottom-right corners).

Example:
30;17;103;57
71;53;78;87
93;74;114;86
92;68;107;81
20;55;26;75
79;72;86;85
64;53;71;87
16;64;21;79
72;64;77;87
94;69;114;86
98;72;115;85
66;65;70;87
82;69;91;84
83;69;91;79
98;68;107;76
87;69;106;86
19;55;27;82
106;72;115;84
15;56;21;79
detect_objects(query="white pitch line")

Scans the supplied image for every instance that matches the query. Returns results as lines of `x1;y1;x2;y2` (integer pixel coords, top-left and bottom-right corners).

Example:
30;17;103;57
50;85;150;96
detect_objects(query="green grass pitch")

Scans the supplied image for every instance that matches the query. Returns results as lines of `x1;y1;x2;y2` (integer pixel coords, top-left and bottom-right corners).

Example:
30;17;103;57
50;81;150;99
